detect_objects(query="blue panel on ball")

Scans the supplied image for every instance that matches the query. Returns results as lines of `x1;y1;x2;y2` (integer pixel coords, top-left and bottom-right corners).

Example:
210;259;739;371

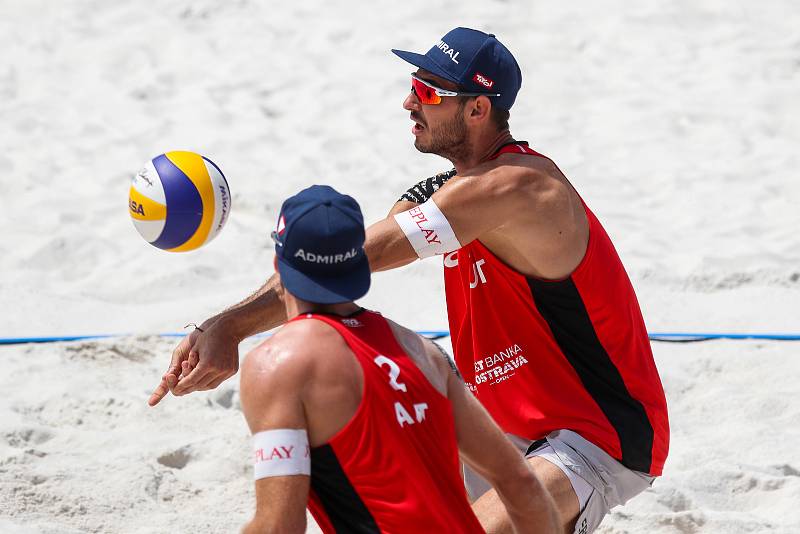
150;154;203;250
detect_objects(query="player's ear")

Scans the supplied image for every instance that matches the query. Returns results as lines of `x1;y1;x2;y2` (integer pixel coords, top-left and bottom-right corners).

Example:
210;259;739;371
273;256;278;272
469;96;492;121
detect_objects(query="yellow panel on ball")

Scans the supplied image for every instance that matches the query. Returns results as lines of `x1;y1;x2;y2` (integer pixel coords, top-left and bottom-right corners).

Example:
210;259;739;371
128;186;167;221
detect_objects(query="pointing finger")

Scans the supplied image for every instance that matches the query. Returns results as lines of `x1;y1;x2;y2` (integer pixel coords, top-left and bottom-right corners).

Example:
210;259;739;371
148;378;170;407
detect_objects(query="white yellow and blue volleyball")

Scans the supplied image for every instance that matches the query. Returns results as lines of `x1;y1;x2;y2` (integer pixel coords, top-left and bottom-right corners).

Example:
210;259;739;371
129;151;231;252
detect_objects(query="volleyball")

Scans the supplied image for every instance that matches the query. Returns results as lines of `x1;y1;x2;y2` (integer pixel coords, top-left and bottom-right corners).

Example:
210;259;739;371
128;151;231;252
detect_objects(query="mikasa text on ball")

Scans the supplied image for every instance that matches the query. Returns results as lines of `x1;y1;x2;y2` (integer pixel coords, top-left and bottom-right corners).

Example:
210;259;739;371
129;151;231;252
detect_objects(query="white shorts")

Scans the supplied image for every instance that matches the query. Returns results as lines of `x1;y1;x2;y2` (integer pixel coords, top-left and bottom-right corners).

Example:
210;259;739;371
463;429;655;534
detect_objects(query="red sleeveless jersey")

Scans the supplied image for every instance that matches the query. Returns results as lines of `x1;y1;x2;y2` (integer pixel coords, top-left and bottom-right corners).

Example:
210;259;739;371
291;310;484;534
444;143;669;476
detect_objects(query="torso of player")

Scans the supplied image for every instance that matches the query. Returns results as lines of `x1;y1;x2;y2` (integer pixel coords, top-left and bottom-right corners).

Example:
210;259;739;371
442;142;670;476
289;310;484;534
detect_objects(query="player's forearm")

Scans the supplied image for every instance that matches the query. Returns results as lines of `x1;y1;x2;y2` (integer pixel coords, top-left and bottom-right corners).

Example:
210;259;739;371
494;469;559;534
202;273;288;341
365;217;417;272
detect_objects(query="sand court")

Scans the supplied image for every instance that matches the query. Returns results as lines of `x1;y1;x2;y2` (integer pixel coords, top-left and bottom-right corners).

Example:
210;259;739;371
1;1;799;532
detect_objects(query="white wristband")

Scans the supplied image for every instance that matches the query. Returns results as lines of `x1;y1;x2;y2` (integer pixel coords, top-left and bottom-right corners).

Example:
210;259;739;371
253;429;310;479
393;198;461;259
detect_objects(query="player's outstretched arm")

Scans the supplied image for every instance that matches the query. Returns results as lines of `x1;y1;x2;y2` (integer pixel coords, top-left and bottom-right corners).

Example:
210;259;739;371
149;272;288;405
148;207;419;405
239;336;311;534
434;347;559;534
151;167;482;404
149;213;417;404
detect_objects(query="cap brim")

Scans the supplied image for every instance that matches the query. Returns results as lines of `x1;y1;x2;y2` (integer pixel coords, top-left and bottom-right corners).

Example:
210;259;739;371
277;254;371;305
391;49;460;85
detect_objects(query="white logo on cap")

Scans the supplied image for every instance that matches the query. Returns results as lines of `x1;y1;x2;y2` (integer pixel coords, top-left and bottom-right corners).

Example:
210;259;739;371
436;41;460;64
294;248;359;264
473;72;494;88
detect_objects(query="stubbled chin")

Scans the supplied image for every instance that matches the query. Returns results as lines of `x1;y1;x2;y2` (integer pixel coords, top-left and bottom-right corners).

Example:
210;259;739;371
413;138;432;153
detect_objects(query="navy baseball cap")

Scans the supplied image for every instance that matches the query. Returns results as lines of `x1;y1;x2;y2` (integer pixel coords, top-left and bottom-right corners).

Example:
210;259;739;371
392;27;522;110
272;185;370;304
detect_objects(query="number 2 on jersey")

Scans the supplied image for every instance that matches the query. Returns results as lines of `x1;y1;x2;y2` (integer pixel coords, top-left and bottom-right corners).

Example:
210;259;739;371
373;355;429;427
373;355;407;392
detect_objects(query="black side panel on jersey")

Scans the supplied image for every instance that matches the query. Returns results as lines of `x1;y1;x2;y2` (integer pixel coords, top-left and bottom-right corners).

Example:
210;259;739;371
310;445;381;533
526;277;655;473
398;168;457;203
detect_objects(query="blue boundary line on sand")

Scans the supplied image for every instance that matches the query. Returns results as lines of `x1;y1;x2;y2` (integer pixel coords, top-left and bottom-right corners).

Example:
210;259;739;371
1;331;800;345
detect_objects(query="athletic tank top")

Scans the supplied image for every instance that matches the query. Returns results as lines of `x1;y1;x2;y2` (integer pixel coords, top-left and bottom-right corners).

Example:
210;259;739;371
291;310;484;534
443;142;669;476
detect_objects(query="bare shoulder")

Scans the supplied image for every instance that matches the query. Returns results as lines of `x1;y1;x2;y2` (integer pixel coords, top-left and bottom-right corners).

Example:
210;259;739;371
437;154;569;214
241;320;353;401
384;317;449;396
486;153;570;200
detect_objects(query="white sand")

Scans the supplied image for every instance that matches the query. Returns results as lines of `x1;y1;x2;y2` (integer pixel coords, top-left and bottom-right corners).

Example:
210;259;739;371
1;0;799;532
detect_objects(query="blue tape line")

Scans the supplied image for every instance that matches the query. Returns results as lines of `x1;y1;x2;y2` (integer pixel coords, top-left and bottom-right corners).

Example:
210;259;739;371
647;332;800;341
0;334;118;344
1;331;799;345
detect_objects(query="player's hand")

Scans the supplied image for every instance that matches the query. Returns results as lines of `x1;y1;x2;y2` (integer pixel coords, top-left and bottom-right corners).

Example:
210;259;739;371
168;318;241;397
148;327;202;406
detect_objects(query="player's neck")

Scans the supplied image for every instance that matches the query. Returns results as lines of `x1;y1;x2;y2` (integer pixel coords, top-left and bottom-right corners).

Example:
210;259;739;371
285;295;362;319
451;129;514;174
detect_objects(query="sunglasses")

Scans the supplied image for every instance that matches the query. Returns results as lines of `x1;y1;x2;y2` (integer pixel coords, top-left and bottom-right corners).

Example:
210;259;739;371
410;73;501;105
270;230;282;246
